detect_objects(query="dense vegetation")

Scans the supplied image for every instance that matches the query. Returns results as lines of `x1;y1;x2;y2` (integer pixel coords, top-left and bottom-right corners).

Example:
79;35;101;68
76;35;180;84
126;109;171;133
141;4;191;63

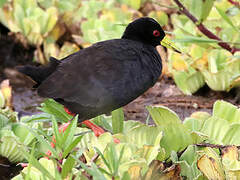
0;0;240;179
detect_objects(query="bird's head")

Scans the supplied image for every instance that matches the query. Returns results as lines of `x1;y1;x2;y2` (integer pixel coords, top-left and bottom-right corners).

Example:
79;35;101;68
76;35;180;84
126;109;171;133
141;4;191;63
122;17;165;47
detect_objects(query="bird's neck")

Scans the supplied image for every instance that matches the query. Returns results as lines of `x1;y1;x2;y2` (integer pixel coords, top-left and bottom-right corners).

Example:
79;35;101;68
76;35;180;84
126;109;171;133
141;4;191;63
122;33;143;43
147;47;162;77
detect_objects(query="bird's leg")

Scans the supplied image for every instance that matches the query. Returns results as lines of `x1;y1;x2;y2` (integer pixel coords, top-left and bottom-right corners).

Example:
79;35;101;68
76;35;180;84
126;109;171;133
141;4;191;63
82;120;120;143
81;120;105;137
63;107;106;137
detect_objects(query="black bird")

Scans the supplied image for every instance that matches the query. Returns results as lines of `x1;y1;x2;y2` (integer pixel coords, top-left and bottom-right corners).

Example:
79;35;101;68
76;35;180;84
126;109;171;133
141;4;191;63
18;17;165;136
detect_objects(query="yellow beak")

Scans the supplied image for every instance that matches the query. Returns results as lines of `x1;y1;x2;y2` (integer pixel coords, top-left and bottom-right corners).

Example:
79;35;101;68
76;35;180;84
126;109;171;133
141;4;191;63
161;37;182;54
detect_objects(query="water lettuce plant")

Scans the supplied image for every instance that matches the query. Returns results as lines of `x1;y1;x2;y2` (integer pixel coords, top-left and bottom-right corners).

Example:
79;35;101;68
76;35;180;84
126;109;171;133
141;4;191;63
168;0;240;94
2;98;239;179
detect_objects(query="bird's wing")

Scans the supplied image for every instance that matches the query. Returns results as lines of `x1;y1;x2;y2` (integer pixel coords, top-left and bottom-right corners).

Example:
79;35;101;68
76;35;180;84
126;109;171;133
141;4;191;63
37;40;145;108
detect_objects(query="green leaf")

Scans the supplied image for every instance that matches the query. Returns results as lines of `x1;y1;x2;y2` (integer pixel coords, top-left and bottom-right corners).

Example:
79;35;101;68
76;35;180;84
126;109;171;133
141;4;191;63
118;145;125;168
22;18;32;36
62;135;84;158
52;116;62;149
111;108;124;134
216;6;238;31
20;151;55;179
0;91;5;108
172;70;205;95
12;123;36;145
221;146;240;178
21;113;52;123
171;146;202;179
146;105;181;125
147;106;193;157
27;127;58;157
207;49;229;73
200;0;215;22
93;115;112;133
61;153;76;179
200;116;230;144
78;129;111;153
0;114;9;129
202;70;233;91
91;163;108;180
160;124;193;158
149;11;168;26
197;147;225;179
183;111;211;132
78;159;107;180
118;0;142;10
0;0;7;8
222;124;240;145
61;116;77;149
121;122;162;148
130;0;141;9
213;100;240;123
0;134;26;163
39;99;72;123
105;143;120;175
13;4;25;32
183;113;210;144
95;147;112;174
191;0;202;20
122;120;142;134
173;35;219;44
44;7;58;34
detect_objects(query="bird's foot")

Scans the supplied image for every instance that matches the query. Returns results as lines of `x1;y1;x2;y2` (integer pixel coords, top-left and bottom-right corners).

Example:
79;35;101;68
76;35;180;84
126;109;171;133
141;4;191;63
63;107;106;137
82;120;105;137
82;120;120;143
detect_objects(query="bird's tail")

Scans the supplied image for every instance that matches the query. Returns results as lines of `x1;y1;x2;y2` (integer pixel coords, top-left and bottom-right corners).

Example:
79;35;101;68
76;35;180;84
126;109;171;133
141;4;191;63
17;57;60;88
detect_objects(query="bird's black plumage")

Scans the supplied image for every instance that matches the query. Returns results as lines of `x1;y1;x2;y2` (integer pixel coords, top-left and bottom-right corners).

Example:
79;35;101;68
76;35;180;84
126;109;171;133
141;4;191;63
18;17;165;122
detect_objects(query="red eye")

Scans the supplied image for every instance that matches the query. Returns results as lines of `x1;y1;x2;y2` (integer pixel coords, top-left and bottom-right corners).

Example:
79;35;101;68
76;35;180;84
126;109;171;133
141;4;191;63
153;30;160;37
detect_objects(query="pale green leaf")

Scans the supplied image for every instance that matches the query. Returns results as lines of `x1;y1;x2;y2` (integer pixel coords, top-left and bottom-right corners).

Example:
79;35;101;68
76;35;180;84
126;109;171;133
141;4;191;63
0;0;7;8
0;135;26;162
173;36;219;44
44;7;58;34
112;108;124;134
200;0;215;22
146;105;181;126
222;124;240;145
173;70;205;95
200;116;230;144
191;0;202;19
202;70;233;91
213;100;240;123
216;6;238;31
0;91;5;108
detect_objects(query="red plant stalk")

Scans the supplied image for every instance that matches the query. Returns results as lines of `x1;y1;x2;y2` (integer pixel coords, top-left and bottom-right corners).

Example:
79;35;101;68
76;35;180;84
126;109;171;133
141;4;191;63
173;0;240;54
228;0;240;8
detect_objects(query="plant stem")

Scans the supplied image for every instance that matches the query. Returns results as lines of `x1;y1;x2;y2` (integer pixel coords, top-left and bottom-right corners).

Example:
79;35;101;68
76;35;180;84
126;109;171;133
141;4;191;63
196;143;240;149
173;0;240;54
